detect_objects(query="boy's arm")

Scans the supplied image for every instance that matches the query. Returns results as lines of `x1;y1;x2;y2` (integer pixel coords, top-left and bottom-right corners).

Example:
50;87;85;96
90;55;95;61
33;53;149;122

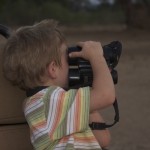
90;50;115;111
90;111;111;148
69;41;115;112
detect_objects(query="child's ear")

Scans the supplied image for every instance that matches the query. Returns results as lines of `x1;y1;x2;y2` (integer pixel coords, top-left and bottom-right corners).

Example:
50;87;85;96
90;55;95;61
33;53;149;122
47;61;58;79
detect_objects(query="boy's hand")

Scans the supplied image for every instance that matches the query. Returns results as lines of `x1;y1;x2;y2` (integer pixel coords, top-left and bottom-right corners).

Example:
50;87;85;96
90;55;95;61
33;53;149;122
69;41;104;61
70;41;115;111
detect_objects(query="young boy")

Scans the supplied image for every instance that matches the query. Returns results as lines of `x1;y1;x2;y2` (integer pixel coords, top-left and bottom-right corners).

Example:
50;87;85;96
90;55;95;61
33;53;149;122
2;19;115;150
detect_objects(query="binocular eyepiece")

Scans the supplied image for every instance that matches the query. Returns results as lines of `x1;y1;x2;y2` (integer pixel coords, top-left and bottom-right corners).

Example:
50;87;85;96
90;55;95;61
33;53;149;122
68;41;122;88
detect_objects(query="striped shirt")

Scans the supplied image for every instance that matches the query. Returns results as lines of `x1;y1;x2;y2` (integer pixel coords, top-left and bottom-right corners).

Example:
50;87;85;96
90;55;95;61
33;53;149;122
24;86;101;150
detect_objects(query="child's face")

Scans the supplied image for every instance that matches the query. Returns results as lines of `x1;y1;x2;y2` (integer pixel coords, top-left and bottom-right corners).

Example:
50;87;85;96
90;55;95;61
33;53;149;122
56;43;69;89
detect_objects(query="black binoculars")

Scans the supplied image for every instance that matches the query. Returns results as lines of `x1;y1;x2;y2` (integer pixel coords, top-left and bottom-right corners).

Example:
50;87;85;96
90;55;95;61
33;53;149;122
68;41;122;88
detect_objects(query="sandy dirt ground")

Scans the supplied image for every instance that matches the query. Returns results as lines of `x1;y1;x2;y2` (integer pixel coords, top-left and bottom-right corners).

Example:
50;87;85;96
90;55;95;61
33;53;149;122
0;26;150;150
64;27;150;150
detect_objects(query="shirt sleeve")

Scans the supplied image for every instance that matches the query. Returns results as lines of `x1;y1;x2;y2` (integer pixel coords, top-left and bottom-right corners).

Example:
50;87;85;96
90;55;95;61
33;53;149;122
45;86;90;140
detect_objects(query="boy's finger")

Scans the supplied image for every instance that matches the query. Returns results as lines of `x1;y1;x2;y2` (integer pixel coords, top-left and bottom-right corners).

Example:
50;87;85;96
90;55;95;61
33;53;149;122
69;51;82;58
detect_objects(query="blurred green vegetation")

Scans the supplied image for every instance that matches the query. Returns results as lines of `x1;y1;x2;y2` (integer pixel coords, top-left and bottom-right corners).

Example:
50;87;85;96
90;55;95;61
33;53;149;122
0;0;125;26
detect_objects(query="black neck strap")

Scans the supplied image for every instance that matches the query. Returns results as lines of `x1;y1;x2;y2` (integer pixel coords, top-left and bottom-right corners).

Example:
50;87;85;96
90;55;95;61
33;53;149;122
89;99;119;130
26;87;119;130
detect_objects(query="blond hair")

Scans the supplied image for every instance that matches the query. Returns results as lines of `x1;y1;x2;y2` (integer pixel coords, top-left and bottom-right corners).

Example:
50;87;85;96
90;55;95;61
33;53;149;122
2;19;66;90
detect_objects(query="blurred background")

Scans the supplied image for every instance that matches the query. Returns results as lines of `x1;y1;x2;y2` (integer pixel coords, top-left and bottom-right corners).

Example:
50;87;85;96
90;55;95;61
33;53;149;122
0;0;150;29
0;0;150;150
